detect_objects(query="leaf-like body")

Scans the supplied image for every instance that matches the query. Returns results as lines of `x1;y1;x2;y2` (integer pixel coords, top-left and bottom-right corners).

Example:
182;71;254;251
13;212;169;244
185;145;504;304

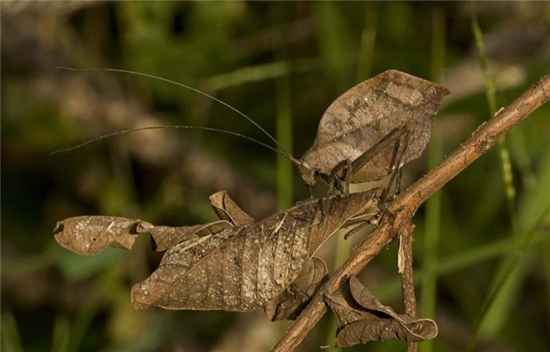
301;70;450;182
131;191;378;312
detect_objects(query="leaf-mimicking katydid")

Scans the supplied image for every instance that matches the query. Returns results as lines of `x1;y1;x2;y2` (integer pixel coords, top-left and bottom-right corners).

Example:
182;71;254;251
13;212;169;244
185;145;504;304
56;68;449;196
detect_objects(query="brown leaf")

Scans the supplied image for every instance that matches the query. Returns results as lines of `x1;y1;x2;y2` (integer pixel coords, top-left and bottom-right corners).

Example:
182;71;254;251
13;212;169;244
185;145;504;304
329;276;438;347
53;216;145;255
209;190;254;226
53;215;233;255
131;190;378;312
335;314;438;347
300;70;450;183
264;257;328;321
140;221;234;252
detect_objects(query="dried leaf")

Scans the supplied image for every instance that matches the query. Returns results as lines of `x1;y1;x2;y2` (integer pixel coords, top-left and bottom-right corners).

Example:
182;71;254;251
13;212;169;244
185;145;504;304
141;221;234;252
328;276;438;347
264;257;328;321
53;216;145;255
214;190;328;321
209;190;254;226
131;191;378;312
54;215;232;254
335;313;438;347
300;70;450;183
137;190;250;252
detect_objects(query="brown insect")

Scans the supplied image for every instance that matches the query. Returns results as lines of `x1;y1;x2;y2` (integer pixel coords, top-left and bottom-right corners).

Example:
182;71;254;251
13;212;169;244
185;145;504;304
57;68;449;196
298;70;450;195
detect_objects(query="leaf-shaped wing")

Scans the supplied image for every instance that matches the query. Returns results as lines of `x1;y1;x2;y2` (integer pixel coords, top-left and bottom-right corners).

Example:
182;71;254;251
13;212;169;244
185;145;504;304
264;257;328;321
328;276;438;347
301;70;450;182
53;216;145;255
131;191;378;312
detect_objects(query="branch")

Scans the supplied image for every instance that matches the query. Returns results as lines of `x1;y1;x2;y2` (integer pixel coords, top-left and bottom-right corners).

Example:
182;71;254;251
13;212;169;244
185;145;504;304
399;221;418;352
273;74;550;351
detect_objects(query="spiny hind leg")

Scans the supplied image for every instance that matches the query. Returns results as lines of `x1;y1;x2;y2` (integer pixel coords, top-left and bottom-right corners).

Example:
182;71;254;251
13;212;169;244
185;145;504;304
328;159;353;195
349;126;408;174
327;126;409;198
379;128;411;217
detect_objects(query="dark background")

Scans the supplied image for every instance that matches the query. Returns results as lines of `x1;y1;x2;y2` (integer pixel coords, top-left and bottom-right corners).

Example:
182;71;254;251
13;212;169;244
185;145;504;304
2;2;550;351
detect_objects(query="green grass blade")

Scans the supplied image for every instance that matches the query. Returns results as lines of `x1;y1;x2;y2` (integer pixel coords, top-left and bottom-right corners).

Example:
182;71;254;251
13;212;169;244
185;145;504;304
466;150;550;347
373;213;550;301
420;7;446;352
52;312;71;352
468;14;524;345
1;309;25;352
546;242;550;341
314;1;354;89
471;15;518;234
274;3;293;210
208;61;290;91
356;2;378;81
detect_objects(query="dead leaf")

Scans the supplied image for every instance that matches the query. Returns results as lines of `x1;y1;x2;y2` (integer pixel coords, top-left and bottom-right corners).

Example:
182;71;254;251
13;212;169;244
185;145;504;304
53;215;232;254
300;70;450;183
264;257;328;321
209;190;254;226
53;191;379;316
140;221;234;252
53;216;145;255
327;276;438;347
214;191;328;321
131;191;378;312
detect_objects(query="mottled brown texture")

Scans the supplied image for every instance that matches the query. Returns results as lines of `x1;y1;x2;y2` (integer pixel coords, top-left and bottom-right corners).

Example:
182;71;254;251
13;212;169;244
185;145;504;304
54;191;379;314
143;221;234;252
264;257;328;321
53;216;143;255
328;276;437;347
299;70;450;184
209;190;255;226
130;191;378;312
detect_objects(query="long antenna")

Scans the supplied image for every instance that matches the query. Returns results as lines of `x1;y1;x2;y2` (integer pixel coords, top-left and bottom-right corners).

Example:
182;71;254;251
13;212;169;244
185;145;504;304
50;125;291;159
57;67;298;164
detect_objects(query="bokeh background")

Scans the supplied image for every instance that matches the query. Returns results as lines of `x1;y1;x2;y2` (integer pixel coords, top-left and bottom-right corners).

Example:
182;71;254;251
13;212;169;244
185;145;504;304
2;2;550;352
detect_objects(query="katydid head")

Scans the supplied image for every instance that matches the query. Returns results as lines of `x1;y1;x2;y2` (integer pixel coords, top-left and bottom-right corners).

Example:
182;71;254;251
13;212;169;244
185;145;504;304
297;161;317;186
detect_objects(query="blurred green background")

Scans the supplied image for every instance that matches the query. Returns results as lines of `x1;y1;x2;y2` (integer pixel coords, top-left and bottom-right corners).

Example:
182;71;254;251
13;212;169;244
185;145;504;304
2;2;550;351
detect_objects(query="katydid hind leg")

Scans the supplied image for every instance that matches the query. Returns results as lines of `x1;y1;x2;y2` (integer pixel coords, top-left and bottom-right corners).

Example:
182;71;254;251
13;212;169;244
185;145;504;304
378;138;401;217
349;126;409;180
380;128;410;212
324;158;352;195
396;168;403;195
324;127;407;194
